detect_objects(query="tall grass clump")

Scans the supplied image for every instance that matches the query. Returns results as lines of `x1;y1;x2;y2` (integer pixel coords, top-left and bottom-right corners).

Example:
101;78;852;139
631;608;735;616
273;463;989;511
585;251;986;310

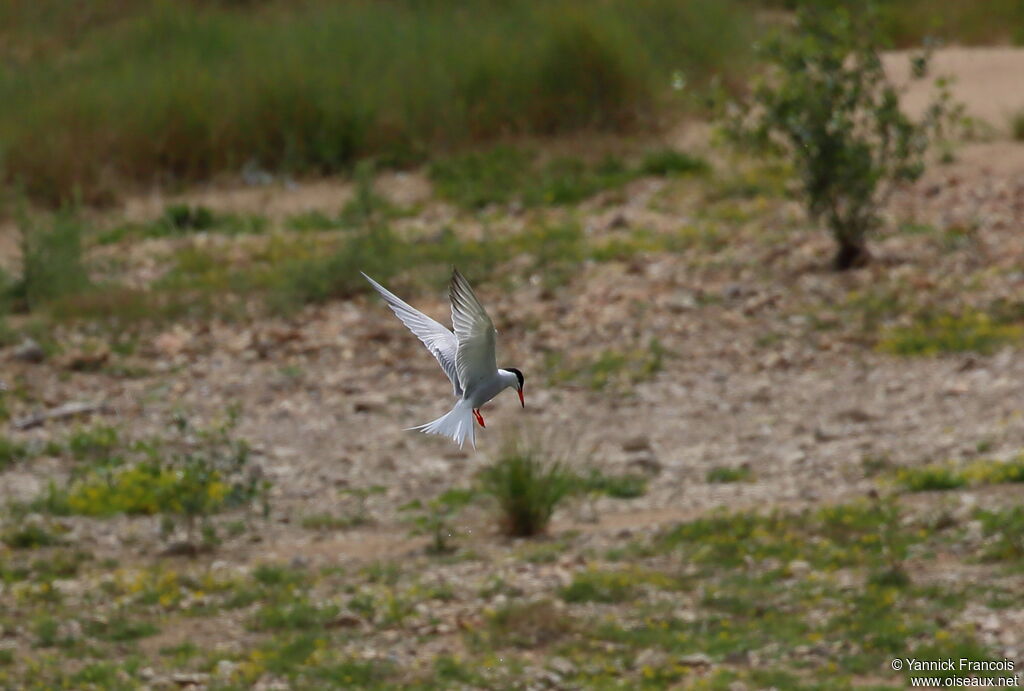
0;0;751;204
6;210;91;312
478;440;576;538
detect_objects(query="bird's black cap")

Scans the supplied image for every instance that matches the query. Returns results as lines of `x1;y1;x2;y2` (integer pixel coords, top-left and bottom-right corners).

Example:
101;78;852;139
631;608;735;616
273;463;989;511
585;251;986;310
505;367;525;389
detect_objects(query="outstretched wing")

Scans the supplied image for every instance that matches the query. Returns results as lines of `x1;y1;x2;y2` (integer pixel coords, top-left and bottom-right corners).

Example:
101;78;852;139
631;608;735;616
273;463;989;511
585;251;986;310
449;268;498;395
362;272;462;396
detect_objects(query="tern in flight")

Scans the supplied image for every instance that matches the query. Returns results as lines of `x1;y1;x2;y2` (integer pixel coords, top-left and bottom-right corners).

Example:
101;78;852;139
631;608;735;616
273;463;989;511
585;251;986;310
362;269;525;448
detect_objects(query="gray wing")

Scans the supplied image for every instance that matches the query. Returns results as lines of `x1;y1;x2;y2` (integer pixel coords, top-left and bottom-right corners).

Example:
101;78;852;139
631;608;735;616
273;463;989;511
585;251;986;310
362;272;462;397
449;269;498;395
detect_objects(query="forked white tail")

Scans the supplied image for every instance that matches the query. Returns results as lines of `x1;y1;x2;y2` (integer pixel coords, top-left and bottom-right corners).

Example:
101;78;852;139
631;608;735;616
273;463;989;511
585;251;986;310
407;398;476;449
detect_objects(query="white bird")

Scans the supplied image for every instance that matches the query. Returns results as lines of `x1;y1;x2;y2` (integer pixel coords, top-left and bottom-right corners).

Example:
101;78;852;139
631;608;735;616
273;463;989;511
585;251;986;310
362;269;525;449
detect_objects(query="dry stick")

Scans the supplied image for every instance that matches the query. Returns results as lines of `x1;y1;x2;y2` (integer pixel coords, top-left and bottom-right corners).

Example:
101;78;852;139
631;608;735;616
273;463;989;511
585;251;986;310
11;401;111;430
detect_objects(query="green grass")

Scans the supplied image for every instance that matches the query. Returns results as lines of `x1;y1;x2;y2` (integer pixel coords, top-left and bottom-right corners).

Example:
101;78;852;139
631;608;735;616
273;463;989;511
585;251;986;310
478;442;577;538
547;338;667;391
481;599;575;649
638;148;710;176
0;435;29;470
576;469;647;499
98;204;268;244
894;464;968;492
2;522;63;549
894;457;1024;492
706;465;753;483
560;568;685;604
1013;110;1024;142
0;0;751;204
4;210;90;313
430;147;709;210
974;507;1024;562
878;311;1024;356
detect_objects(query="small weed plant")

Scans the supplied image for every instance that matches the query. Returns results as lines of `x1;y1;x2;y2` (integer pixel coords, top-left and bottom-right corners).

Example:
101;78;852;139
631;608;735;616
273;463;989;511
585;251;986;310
400;488;476;555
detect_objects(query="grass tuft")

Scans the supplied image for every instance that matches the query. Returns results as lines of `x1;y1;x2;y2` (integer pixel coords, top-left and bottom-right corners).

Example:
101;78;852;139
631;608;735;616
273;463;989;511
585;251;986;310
878;312;1023;356
478;441;576;538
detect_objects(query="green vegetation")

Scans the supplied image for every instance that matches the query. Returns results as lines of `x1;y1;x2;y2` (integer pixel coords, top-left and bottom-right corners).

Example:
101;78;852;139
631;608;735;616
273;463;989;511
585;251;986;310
21;410;268;548
1;0;749;204
480;599;574;649
547;338;667;391
706;465;753;483
878;311;1024;355
726;4;953;269
894;457;1024;492
400;488;476;555
1012;110;1024;142
429;146;708;210
5;210;90;313
2;522;63;549
98;204;268;244
0;435;29;470
561;568;684;604
974;507;1024;562
576;468;647;499
478;442;576;537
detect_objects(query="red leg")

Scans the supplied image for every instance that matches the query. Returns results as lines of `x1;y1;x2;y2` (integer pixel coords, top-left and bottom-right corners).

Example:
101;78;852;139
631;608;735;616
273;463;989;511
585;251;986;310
473;409;486;428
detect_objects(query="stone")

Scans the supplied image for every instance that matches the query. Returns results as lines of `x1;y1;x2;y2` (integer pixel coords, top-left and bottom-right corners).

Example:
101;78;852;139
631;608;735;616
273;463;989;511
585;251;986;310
12;337;45;363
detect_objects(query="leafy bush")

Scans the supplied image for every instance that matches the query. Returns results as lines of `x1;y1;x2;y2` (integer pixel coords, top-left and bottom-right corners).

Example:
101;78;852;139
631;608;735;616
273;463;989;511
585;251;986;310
478;441;576;537
726;4;952;269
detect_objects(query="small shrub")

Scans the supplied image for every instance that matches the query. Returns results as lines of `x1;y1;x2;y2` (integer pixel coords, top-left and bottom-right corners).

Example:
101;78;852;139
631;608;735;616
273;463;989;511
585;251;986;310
478;442;576;537
726;4;954;269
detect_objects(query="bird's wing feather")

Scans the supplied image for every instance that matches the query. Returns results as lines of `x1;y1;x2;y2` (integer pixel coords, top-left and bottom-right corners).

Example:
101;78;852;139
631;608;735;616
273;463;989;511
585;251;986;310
362;272;462;396
449;269;498;394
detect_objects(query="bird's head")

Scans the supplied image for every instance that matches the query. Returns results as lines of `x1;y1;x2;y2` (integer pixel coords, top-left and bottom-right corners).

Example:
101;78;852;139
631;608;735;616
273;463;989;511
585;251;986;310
502;367;525;407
